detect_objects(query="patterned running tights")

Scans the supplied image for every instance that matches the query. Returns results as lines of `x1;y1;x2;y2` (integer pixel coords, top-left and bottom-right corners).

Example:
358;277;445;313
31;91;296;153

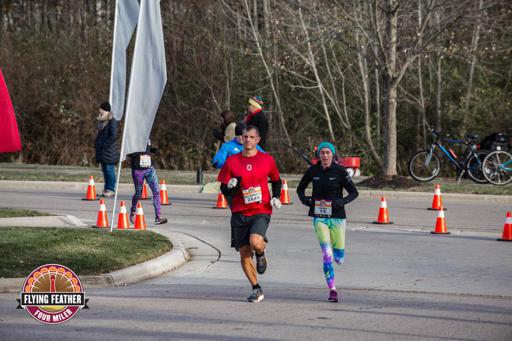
131;167;161;219
313;217;346;290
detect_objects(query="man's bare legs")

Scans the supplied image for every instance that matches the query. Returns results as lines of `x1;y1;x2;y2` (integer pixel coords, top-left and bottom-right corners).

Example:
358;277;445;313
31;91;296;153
240;234;266;302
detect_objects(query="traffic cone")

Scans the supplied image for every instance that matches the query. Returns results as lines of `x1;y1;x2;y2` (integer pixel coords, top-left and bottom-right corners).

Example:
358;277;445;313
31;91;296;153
497;211;512;242
94;199;109;228
160;180;171;206
213;191;228;209
82;176;98;201
117;201;130;229
431;206;450;234
280;179;292;205
428;184;446;210
373;197;393;224
134;202;147;230
141;182;150;200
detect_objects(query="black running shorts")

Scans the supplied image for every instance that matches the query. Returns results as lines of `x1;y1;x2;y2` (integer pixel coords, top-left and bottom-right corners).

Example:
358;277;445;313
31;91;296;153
230;213;270;250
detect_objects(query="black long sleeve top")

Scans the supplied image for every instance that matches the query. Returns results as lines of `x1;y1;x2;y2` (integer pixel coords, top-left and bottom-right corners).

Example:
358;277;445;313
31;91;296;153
296;162;359;218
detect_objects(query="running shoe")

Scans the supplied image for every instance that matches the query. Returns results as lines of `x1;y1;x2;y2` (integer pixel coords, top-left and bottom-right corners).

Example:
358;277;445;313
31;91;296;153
129;212;135;225
328;289;338;303
247;288;264;303
155;217;168;225
102;190;115;198
256;252;267;274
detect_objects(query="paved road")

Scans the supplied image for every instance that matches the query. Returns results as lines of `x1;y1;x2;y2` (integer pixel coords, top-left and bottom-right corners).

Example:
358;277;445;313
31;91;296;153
1;185;511;340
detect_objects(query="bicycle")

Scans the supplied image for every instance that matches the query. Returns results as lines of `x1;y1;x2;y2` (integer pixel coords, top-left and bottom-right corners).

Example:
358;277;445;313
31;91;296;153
482;150;512;185
408;129;489;183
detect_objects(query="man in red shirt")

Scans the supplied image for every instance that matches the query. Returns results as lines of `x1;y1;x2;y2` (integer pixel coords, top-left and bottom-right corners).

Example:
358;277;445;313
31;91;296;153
218;125;282;302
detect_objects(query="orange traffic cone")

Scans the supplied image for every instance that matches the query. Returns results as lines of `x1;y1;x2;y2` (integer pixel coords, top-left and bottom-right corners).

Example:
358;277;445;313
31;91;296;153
428;184;446;210
280;179;292;205
497;211;512;242
373;197;393;224
117;201;130;229
82;175;98;201
213;191;228;209
160;180;170;206
431;206;450;234
134;202;147;230
141;182;150;200
94;199;109;228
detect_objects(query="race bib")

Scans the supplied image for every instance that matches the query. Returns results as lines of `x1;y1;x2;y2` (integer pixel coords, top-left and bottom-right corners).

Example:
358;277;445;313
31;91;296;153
314;199;332;216
242;186;263;204
139;155;151;168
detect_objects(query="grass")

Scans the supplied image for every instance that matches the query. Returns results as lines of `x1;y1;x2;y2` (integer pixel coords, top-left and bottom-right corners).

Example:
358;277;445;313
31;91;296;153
0;162;218;184
0;162;511;195
0;208;51;218
0;227;171;278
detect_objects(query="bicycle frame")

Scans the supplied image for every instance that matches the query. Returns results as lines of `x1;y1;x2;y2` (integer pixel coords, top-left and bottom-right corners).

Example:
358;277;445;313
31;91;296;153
497;158;512;172
425;130;481;179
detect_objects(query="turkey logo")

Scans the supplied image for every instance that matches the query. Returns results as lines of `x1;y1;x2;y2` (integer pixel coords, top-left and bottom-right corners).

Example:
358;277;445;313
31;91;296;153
17;264;89;324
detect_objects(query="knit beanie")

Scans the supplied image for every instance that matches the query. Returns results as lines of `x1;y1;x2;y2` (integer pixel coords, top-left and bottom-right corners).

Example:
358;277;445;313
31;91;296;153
248;96;263;109
100;101;111;112
316;141;336;156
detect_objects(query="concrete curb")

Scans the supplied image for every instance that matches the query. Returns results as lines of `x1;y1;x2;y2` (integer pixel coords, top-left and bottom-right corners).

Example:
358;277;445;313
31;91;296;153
0;225;190;293
356;190;512;203
2;180;511;203
0;180;202;194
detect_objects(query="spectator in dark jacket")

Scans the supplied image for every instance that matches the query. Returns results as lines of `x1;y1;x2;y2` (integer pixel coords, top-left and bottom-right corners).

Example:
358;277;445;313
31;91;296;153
243;96;269;149
94;101;119;197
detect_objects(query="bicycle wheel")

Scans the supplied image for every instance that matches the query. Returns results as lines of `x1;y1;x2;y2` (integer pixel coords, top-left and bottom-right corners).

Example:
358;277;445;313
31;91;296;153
466;150;490;184
408;150;441;182
482;150;512;185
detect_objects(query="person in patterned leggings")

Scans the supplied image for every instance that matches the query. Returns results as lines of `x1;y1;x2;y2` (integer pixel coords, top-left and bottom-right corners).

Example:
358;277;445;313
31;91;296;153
128;143;167;225
296;141;358;302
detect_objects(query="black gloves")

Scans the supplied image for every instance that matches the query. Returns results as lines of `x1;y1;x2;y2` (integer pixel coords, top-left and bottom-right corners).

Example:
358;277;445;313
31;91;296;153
301;196;313;207
333;199;344;209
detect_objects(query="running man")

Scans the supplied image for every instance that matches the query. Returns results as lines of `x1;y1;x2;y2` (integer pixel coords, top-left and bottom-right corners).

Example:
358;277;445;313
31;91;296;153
217;125;282;302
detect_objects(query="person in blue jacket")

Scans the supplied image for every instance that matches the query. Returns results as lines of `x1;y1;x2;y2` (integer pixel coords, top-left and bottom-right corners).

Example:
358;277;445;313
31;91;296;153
212;122;264;169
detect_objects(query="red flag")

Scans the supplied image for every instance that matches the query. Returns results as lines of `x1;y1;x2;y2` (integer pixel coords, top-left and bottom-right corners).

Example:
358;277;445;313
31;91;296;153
0;69;21;153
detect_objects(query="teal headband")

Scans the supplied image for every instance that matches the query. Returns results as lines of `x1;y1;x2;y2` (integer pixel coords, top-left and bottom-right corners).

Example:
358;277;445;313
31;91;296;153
317;141;336;156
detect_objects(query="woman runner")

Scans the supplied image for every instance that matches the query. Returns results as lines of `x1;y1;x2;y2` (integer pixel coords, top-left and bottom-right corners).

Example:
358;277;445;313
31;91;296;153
296;141;358;302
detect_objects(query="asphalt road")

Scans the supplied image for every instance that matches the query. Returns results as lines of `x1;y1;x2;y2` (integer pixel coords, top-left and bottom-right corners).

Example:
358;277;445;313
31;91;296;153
0;185;511;340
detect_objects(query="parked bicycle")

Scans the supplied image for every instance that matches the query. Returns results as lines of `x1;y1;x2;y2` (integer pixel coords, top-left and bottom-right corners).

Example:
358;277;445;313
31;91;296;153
408;129;489;183
482;150;512;185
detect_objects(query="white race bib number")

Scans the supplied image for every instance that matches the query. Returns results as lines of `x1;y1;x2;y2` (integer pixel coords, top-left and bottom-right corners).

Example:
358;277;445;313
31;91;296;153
139;155;151;168
242;186;263;204
314;199;332;216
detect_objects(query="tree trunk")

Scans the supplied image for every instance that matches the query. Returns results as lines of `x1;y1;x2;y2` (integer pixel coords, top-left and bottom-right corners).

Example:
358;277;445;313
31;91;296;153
461;0;483;135
382;0;398;176
357;30;383;166
383;76;398;176
373;44;381;139
435;11;442;132
416;0;426;149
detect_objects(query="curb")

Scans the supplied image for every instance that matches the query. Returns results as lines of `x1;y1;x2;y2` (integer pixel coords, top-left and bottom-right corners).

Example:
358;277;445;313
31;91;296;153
356;190;512;204
0;230;190;293
0;180;202;194
2;180;511;203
